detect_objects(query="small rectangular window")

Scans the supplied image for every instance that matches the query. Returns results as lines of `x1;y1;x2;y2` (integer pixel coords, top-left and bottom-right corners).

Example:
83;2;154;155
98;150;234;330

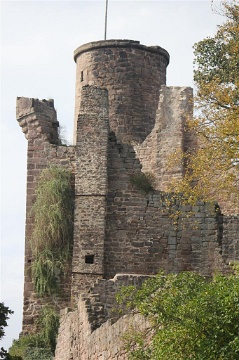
85;255;94;264
81;71;84;82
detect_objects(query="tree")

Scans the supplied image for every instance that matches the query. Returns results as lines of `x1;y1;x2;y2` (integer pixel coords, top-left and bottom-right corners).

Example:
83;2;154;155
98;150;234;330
0;302;13;359
117;268;239;359
169;0;239;205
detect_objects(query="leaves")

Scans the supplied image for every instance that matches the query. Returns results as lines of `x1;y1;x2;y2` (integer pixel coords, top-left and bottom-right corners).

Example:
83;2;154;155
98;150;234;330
31;167;74;254
31;167;74;296
120;269;239;359
8;306;59;359
0;303;13;340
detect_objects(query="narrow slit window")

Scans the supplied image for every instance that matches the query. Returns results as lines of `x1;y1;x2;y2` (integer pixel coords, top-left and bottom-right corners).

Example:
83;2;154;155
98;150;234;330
81;71;84;82
85;255;94;264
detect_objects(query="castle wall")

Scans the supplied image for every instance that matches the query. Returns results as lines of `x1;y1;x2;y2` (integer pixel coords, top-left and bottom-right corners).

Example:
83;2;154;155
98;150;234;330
221;216;239;265
55;275;151;360
16;97;76;334
71;86;109;302
74;40;169;144
105;129;224;278
135;86;195;191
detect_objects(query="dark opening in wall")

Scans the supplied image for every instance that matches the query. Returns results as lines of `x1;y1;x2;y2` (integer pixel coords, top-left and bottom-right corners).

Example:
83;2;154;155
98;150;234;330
85;255;94;264
81;71;84;82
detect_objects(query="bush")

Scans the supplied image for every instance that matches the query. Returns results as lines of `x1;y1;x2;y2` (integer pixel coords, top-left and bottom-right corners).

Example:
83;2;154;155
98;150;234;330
130;172;155;194
118;269;239;360
9;306;59;359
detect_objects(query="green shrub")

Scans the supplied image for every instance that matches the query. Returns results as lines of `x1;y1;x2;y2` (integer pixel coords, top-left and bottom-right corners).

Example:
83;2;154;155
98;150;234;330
24;348;52;360
118;269;239;360
9;306;59;359
9;335;46;359
37;306;59;353
130;172;155;194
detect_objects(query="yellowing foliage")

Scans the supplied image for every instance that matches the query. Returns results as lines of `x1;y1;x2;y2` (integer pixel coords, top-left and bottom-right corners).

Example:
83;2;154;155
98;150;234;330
169;1;239;206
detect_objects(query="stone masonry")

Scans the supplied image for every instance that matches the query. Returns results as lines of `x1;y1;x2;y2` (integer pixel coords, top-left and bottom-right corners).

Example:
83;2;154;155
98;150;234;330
17;40;239;358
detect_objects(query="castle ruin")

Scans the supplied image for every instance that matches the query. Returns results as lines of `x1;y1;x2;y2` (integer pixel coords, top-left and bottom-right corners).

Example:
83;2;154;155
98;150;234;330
17;40;239;359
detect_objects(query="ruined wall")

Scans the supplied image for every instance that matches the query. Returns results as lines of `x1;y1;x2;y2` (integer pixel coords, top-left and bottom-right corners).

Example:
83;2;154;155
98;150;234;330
55;275;151;360
105;154;225;278
74;40;169;144
135;86;195;191
221;216;239;265
16;97;76;334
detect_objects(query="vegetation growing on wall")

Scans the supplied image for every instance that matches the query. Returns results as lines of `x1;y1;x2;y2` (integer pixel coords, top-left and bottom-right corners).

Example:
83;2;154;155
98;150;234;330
130;172;155;194
9;306;59;360
117;266;239;360
31;167;74;296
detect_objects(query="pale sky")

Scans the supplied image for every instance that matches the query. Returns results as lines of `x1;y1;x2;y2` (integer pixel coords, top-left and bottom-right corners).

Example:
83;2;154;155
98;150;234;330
1;0;224;351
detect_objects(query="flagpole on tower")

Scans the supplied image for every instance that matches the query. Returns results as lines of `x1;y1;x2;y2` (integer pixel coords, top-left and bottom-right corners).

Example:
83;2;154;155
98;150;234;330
104;0;108;40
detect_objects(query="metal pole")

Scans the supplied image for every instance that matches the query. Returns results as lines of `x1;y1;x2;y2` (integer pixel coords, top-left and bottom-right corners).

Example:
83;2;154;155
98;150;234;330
104;0;108;40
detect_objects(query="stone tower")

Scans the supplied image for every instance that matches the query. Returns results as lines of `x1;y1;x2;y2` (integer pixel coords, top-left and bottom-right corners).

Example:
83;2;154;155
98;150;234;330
73;40;169;144
17;40;239;357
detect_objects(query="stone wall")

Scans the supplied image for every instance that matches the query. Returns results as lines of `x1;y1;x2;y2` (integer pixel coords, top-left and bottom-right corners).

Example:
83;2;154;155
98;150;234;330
55;275;151;360
71;86;109;301
135;86;195;191
221;216;239;266
74;40;169;144
17;97;76;334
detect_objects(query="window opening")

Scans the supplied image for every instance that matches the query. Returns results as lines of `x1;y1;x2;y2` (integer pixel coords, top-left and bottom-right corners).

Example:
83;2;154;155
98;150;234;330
85;255;94;264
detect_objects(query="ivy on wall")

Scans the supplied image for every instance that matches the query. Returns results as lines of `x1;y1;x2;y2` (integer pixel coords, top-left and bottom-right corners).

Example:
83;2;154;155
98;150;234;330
31;167;74;297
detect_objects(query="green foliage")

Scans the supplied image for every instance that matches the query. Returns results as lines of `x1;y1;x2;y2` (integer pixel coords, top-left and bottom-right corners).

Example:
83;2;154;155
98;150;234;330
31;166;74;254
0;303;14;359
119;270;239;360
9;335;46;359
37;305;59;353
9;306;59;359
24;348;52;360
31;167;74;296
0;303;13;340
130;172;155;194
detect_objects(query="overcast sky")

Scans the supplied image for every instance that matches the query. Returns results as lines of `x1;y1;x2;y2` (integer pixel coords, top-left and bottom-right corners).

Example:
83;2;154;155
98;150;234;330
1;0;224;351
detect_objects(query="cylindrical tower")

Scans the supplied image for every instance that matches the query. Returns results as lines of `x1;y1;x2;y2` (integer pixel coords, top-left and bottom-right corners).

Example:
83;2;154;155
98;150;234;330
74;40;169;144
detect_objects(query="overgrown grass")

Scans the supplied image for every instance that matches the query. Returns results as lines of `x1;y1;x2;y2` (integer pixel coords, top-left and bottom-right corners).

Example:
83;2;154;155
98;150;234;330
31;167;74;296
130;172;155;194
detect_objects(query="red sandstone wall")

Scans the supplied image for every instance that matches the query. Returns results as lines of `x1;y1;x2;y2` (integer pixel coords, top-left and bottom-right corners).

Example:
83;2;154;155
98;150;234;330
55;275;151;360
16;97;76;334
74;40;169;144
71;86;109;302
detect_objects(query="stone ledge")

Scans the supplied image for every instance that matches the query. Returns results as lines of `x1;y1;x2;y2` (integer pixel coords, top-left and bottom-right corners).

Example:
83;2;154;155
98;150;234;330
74;39;170;65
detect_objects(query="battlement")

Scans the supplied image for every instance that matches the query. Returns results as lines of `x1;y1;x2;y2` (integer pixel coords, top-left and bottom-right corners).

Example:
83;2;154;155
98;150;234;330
16;97;59;143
